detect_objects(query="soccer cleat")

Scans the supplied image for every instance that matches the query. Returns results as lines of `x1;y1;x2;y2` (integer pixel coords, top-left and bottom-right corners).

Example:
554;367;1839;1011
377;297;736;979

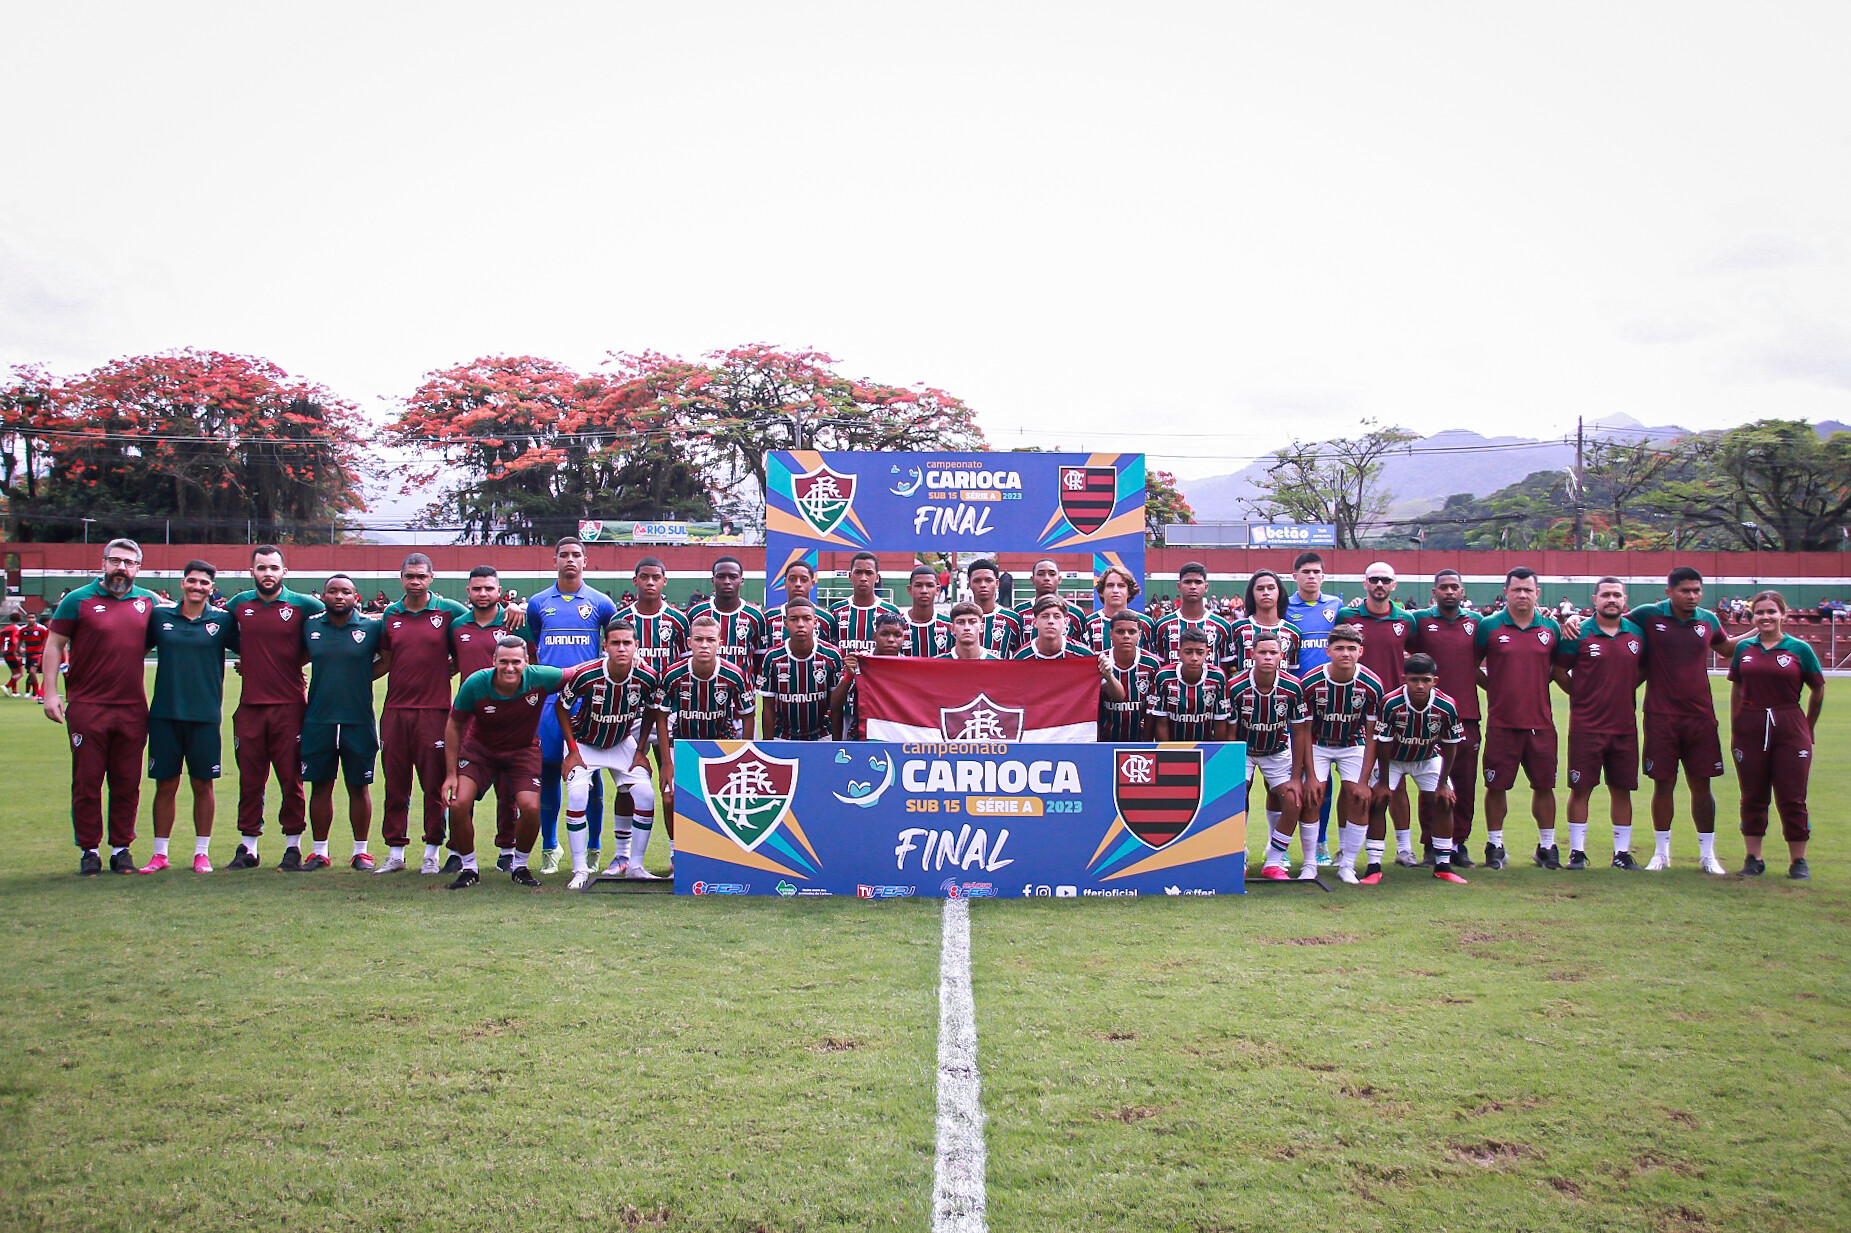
110;850;137;875
138;853;171;874
1394;853;1421;868
1788;858;1810;881
1566;850;1589;872
1740;855;1766;877
1612;851;1639;871
228;847;261;870
628;864;664;880
1419;846;1438;868
441;854;463;875
1451;848;1476;870
277;848;304;872
193;854;214;873
1484;843;1508;870
301;854;332;871
1434;866;1468;884
566;870;590;890
1296;861;1321;881
495;852;513;872
373;855;407;875
1258;864;1290;881
350;852;376;872
540;848;562;875
79;850;103;877
1359;863;1384;886
1533;844;1561;871
447;867;480;890
1699;853;1727;877
420;853;441;875
510;866;541;887
585;850;601;874
1315;844;1333;867
1336;863;1360;885
602;859;631;878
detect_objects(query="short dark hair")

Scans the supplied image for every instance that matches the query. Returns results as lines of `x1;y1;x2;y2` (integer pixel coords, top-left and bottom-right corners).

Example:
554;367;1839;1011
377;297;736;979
782;595;815;613
495;635;529;652
1178;562;1208;581
326;573;355;589
948;601;982;622
1668;566;1703;588
1178;628;1210;648
1250;631;1280;650
1293;551;1323;571
711;555;743;574
1405;653;1438;676
910;565;936;581
873;611;906;632
850;551;880;570
251;544;284;563
604;619;636;641
635;556;665;575
1110;611;1143;630
966;558;999;580
554;536;584;554
183;559;216;579
468;565;498;581
1433;569;1462;584
1596;575;1624;590
783;558;815;579
1505;567;1538;586
1328;622;1364;647
401;553;433;572
1032;594;1067;616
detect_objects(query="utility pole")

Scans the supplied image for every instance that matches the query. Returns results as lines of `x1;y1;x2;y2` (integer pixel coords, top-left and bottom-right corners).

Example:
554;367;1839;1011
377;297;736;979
1572;416;1586;549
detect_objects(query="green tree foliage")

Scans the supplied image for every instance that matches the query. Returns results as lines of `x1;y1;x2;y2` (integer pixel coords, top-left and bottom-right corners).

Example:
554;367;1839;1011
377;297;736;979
1242;421;1417;548
1643;420;1851;551
1145;468;1194;545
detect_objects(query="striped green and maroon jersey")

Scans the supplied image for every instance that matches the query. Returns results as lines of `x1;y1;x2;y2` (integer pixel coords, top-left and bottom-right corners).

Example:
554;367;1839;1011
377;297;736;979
1728;635;1824;711
1083;607;1156;655
615;602;689;680
1099;649;1164;742
1147;664;1233;741
450;664;567;754
1554;619;1645;736
1227;669;1308;757
1227;618;1304;675
50;582;163;707
1473;610;1563;730
1336;603;1417;690
831;600;903;659
1408;607;1482;722
686;600;770;681
558;659;662;751
1010;641;1097;661
756;643;848;740
1013;599;1087;643
228;587;325;706
766;603;840;649
904;615;954;659
976;606;1025;658
382;596;469;710
448;606;536;682
1373;686;1465;762
1628;600;1726;719
657;657;756;740
1298;664;1386;748
1152;610;1238;669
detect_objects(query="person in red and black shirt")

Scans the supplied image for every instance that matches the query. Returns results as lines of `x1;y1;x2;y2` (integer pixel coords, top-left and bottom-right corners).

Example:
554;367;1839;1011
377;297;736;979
42;538;161;875
19;610;49;698
1;616;22;696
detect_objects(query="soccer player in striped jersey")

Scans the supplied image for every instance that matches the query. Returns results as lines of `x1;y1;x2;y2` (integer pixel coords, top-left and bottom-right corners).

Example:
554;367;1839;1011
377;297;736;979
1408;570;1482;868
1149;629;1232;741
940;602;1000;661
1100;611;1162;741
1474;568;1564;871
1237;633;1314;880
1013;558;1086;643
902;566;953;658
1153;562;1237;669
558;621;668;888
1299;625;1386;883
618;558;691;678
440;637;564;889
832;552;901;659
1227;570;1303;674
658;614;756;744
757;597;848;741
1012;595;1099;661
766;558;839;648
1551;577;1646;870
1729;591;1826;880
963;558;1024;658
1339;561;1419;863
688;556;769;682
835;611;908;739
1084;564;1154;653
1367;655;1467;885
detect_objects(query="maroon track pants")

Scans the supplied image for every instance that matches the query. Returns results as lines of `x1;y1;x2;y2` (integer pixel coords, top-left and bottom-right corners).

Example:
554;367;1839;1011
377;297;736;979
66;701;147;850
234;702;307;838
382;707;449;848
1733;707;1813;843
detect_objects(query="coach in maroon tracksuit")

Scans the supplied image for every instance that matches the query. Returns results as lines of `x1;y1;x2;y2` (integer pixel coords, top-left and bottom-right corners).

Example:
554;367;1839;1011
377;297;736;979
41;538;161;876
226;546;324;868
1729;592;1826;881
379;554;468;869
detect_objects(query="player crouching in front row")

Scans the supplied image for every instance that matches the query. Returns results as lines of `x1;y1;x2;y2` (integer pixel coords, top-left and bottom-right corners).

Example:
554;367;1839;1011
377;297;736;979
441;637;565;889
1366;654;1468;885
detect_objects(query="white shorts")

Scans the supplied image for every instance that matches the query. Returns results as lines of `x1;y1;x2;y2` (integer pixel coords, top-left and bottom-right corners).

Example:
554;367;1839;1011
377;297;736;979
1248;748;1295;790
1311;744;1364;786
575;732;652;791
1374;756;1442;792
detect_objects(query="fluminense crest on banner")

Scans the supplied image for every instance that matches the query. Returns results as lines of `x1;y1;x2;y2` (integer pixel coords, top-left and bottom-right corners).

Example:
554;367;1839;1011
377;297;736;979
699;744;800;852
1058;465;1118;536
939;692;1026;741
792;464;857;537
1114;748;1203;849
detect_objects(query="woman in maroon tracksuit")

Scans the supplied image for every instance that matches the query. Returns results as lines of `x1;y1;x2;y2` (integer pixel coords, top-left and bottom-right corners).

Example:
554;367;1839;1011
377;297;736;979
1727;591;1825;880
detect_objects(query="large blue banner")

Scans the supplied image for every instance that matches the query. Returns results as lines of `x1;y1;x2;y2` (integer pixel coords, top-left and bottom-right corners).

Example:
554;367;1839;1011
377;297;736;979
763;451;1146;608
671;740;1248;899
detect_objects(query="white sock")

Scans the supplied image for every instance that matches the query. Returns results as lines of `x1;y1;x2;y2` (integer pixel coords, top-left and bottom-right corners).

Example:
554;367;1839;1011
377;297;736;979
286;836;301;851
1655;831;1672;858
195;837;211;856
566;811;589;873
463;851;479;871
352;839;369;856
1567;823;1587;853
1487;829;1505;848
1339;822;1367;862
499;847;514;860
1698;832;1717;859
1263;826;1292;867
1299;823;1320;865
313;839;329;857
424;843;442;864
632;820;654;867
509;851;527;870
1395;828;1414;857
242;838;259;855
1364;839;1386;865
1613;825;1632;853
611;824;633;862
153;837;170;858
1537;827;1556;848
1434;837;1454;856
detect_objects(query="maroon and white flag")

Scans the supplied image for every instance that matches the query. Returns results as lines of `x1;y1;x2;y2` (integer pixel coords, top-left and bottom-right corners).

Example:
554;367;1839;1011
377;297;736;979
857;658;1098;743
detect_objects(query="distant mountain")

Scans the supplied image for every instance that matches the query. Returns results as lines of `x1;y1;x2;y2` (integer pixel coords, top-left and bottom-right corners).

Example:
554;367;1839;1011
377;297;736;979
1182;415;1691;522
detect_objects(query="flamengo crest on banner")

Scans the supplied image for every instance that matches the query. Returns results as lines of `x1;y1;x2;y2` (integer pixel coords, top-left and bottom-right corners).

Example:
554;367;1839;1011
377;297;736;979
1114;748;1203;849
1059;466;1117;535
699;744;800;852
792;464;857;537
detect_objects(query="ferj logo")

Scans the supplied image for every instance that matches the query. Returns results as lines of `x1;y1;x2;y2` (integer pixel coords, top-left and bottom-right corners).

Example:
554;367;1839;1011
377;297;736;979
792;464;857;537
699;744;800;852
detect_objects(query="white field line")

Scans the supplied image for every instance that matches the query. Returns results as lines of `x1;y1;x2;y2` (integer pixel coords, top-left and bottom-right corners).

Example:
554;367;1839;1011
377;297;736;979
933;896;988;1233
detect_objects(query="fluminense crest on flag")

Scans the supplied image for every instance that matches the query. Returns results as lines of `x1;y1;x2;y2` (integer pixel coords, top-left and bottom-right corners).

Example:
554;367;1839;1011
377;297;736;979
1058;466;1117;536
1114;748;1203;849
792;464;857;537
939;692;1026;741
699;744;800;852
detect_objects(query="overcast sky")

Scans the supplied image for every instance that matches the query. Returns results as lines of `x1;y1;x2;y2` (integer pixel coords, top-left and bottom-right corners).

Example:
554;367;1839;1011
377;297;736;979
4;1;1847;506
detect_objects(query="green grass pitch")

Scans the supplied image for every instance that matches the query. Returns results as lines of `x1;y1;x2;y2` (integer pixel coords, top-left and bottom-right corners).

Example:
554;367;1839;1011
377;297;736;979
1;676;1845;1231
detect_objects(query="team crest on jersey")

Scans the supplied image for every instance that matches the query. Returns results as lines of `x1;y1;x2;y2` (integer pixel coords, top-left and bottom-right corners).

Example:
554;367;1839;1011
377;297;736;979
133;599;149;615
1777;654;1793;668
699;744;799;852
1058;466;1117;536
280;606;294;620
205;623;220;636
1536;630;1552;645
940;692;1025;741
1114;748;1202;849
71;734;83;748
430;613;444;629
526;693;540;706
351;628;367;643
1693;624;1708;639
1627;640;1640;654
792;464;857;537
575;602;593;621
1392;622;1405;637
